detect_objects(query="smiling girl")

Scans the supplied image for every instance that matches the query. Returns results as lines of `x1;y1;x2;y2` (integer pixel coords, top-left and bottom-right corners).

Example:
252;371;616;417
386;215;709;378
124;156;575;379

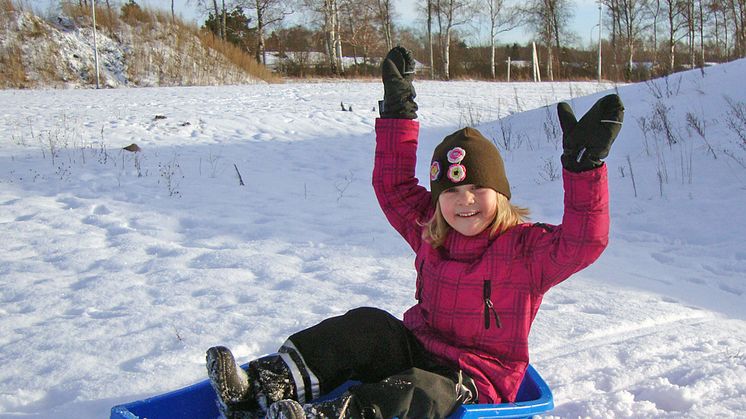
205;47;623;419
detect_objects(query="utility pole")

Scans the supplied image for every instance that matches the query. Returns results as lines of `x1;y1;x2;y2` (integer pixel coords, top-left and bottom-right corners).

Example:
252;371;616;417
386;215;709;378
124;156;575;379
92;0;100;89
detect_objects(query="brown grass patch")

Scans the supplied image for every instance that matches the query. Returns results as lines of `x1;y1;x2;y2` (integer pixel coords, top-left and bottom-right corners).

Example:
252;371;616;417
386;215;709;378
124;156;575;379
198;31;281;83
0;43;29;88
60;1;120;33
0;0;16;14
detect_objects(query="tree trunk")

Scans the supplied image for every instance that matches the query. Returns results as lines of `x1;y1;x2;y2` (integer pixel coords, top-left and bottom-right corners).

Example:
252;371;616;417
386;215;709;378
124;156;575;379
666;0;676;73
255;0;266;64
689;0;695;68
551;6;561;79
211;0;223;38
324;0;340;74
334;0;343;73
698;0;704;67
490;35;496;79
427;0;434;79
378;0;393;51
221;0;227;42
443;26;451;80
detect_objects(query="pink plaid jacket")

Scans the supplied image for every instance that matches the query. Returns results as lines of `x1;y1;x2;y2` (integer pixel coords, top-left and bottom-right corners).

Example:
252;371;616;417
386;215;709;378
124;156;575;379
373;118;610;404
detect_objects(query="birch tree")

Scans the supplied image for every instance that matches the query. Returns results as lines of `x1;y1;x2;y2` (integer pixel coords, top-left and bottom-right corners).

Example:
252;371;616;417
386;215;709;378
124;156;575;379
237;0;293;64
662;0;688;71
376;0;394;51
524;0;572;81
435;0;473;80
427;0;435;78
613;0;651;79
303;0;343;74
725;0;746;57
706;0;728;58
482;0;522;79
338;0;382;64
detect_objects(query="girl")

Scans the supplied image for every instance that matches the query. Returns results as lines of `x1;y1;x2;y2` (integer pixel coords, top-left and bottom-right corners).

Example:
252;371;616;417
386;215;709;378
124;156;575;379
206;47;624;419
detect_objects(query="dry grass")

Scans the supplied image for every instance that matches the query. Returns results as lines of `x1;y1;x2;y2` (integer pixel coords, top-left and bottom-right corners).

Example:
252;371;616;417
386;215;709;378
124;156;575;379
61;1;121;33
0;43;29;88
0;0;15;14
199;31;281;83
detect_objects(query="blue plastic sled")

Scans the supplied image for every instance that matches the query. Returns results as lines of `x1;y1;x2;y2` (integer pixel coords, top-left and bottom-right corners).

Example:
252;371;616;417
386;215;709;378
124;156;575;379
111;364;553;419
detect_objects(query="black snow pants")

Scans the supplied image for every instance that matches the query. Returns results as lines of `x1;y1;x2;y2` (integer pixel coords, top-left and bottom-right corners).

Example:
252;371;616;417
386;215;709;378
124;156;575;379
273;307;476;419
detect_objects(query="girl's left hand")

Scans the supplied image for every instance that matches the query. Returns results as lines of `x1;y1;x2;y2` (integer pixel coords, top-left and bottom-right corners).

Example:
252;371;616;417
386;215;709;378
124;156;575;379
557;94;624;172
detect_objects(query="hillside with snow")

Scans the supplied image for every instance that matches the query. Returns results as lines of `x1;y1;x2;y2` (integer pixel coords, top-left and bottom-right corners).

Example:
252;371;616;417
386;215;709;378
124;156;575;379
0;4;269;88
1;59;745;418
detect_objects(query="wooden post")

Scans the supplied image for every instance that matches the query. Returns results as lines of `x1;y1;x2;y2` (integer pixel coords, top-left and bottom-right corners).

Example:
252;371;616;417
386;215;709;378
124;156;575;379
507;56;511;82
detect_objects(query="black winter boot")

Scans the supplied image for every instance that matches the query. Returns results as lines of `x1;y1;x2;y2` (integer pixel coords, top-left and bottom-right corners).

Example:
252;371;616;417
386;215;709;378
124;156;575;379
267;392;364;419
247;353;300;414
206;346;260;418
266;399;306;419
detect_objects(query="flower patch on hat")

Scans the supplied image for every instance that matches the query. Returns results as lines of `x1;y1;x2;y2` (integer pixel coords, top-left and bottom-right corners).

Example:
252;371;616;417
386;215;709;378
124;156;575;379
447;147;466;164
447;164;466;183
430;161;441;181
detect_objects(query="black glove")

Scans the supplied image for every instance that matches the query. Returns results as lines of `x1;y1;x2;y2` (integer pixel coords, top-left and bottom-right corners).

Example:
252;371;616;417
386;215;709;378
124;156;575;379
557;94;624;172
379;46;418;119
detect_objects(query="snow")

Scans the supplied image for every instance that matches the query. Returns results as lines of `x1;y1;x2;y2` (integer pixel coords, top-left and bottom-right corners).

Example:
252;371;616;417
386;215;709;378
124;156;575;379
1;62;745;418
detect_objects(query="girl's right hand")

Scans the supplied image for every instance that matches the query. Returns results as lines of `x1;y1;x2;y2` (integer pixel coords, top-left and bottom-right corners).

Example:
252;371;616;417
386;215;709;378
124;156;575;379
379;47;418;120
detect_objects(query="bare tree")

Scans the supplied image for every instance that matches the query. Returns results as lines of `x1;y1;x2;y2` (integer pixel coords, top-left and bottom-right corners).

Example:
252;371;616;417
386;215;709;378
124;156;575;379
706;0;728;58
301;0;343;74
681;0;697;67
435;0;473;80
427;0;435;78
614;0;652;79
192;0;230;38
376;0;394;50
725;0;746;57
338;0;383;65
661;0;688;72
237;0;293;64
416;0;437;78
523;0;573;81
645;0;663;71
481;0;522;79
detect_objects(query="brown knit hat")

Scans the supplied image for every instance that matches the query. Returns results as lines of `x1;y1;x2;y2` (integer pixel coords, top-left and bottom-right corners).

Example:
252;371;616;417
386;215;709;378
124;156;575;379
429;127;511;203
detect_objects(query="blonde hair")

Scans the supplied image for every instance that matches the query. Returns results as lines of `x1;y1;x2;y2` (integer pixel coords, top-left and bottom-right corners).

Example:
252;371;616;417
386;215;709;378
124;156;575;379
422;193;530;248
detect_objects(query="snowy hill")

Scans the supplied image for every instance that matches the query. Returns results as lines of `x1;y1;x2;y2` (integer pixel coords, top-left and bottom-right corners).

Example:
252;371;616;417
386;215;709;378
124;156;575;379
0;60;745;417
0;5;269;88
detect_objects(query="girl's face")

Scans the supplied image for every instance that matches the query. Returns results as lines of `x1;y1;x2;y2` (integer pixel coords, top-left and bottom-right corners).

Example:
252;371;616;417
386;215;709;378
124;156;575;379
438;184;498;237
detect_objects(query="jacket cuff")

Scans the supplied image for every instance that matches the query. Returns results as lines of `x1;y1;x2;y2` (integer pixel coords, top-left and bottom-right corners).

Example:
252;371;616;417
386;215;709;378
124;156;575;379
375;118;420;152
562;164;609;210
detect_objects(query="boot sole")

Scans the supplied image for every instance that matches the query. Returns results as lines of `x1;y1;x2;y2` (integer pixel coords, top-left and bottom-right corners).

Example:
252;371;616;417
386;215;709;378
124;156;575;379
206;346;249;405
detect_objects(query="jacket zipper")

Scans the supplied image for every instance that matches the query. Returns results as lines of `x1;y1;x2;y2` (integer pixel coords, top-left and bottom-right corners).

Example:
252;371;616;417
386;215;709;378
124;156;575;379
483;280;502;329
416;259;425;303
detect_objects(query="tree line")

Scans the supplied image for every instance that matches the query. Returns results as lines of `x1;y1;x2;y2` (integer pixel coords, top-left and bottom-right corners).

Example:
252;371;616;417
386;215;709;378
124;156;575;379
71;0;746;81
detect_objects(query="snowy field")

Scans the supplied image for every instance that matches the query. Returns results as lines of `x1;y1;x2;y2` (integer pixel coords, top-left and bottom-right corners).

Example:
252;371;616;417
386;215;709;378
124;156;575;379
1;64;745;418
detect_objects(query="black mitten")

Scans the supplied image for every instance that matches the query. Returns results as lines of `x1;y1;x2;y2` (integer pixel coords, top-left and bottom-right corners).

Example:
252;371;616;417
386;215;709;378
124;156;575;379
557;94;624;172
379;46;418;119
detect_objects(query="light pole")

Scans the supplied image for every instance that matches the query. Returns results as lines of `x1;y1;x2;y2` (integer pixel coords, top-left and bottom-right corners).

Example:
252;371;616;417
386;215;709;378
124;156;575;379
92;0;100;89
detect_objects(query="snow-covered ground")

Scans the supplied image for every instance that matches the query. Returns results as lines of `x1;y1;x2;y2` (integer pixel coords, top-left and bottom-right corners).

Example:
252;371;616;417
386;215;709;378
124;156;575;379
1;64;745;418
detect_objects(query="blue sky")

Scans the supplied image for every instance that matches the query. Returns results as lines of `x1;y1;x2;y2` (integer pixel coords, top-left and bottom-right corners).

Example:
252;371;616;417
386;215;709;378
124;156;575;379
36;0;603;47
